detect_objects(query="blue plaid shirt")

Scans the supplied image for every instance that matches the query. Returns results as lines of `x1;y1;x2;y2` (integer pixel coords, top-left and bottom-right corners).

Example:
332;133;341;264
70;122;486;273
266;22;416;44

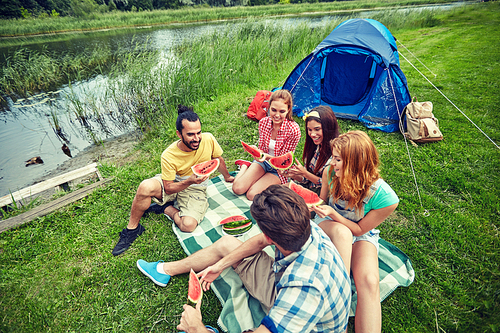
261;223;351;332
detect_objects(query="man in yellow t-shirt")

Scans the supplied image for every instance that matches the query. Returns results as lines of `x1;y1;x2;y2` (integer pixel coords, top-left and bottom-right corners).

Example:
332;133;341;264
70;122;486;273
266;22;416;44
112;106;234;256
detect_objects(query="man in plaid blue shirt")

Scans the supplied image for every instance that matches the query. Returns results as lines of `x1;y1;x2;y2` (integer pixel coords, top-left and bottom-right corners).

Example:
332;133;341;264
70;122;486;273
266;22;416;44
137;185;351;332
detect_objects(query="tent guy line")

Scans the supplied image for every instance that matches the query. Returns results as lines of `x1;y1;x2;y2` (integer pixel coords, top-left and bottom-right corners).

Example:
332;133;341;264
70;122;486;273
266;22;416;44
398;47;500;150
389;70;430;217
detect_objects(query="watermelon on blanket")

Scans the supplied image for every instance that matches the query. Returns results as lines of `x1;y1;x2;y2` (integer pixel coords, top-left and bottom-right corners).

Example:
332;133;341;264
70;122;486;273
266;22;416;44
219;215;253;236
289;181;323;207
218;215;251;228
241;141;264;160
187;268;203;307
269;152;294;171
192;159;219;177
223;222;253;236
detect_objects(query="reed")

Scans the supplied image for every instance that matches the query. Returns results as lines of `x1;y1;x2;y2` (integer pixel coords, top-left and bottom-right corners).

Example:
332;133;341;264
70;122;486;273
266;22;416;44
100;4;448;130
0;45;118;103
99;18;343;128
0;0;452;39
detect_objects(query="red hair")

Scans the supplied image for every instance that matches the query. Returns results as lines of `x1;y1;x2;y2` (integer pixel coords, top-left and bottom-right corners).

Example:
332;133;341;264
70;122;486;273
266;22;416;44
328;131;380;216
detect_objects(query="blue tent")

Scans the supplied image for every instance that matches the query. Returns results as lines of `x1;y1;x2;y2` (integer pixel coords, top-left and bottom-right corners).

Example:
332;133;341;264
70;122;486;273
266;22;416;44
282;18;411;132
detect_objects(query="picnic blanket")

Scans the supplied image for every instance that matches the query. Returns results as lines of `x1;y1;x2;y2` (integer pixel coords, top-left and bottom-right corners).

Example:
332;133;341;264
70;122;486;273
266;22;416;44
173;173;415;333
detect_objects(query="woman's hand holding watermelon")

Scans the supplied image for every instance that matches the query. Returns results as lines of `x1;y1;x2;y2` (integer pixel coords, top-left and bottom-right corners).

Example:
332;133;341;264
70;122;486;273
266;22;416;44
257;152;270;163
312;204;342;222
285;159;307;180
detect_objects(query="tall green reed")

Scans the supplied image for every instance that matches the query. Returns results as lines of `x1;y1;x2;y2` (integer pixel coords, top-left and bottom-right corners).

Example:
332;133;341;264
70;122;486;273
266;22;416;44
0;45;116;103
0;0;452;38
101;19;344;133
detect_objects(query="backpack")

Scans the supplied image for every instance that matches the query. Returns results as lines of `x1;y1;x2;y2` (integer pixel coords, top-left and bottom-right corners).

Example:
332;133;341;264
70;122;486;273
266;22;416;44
403;97;443;143
247;90;271;121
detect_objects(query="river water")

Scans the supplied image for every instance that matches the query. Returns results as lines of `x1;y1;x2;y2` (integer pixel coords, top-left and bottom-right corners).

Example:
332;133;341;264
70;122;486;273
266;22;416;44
0;2;471;198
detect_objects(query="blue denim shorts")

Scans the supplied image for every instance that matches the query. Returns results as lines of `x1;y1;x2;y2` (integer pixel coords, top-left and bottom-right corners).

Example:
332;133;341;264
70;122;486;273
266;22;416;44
254;160;279;177
314;215;380;253
353;228;380;253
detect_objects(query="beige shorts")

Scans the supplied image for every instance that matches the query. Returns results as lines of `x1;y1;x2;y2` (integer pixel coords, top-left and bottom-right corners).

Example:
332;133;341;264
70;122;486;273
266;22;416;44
234;251;276;313
152;174;208;223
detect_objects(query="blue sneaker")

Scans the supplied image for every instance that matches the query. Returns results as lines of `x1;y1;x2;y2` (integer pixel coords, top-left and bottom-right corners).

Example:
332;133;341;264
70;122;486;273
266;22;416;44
136;260;171;287
180;325;219;333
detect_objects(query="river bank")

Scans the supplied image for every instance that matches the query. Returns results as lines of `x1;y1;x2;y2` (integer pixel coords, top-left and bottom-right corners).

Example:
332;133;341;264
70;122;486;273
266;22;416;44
0;0;453;41
28;132;141;202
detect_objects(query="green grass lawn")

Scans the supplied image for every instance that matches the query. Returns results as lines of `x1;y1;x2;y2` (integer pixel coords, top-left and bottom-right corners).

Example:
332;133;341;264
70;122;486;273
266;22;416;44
0;2;499;332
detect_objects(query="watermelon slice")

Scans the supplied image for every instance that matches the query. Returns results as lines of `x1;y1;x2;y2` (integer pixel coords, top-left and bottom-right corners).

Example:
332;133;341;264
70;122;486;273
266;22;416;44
241;141;264;160
187;268;203;307
222;221;252;230
218;215;251;228
191;158;219;177
222;223;253;236
269;152;294;171
289;181;323;207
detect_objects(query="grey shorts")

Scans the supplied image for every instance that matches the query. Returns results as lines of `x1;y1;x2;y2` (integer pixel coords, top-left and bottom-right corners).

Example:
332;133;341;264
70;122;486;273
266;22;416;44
234;251;276;313
151;174;208;223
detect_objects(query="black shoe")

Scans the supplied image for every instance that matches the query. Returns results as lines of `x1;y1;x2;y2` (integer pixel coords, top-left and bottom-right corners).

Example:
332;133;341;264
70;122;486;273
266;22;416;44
142;201;174;217
112;223;145;256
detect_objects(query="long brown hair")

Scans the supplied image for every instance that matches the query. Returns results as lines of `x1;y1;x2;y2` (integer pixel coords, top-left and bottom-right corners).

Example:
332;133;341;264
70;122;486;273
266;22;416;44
328;131;380;216
302;105;340;174
268;89;294;121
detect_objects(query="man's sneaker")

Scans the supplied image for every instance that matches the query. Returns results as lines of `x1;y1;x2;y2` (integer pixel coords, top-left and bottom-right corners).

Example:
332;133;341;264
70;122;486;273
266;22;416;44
142;201;174;217
235;159;251;168
111;224;145;256
136;260;171;287
180;325;219;333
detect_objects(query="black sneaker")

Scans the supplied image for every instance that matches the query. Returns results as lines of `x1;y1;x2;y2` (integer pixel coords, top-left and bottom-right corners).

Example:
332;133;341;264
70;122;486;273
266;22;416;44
142;201;174;217
112;223;145;256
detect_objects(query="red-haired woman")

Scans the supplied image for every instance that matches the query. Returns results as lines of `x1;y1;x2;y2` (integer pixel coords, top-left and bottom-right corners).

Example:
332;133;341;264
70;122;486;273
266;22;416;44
233;89;301;200
285;105;340;195
312;131;399;333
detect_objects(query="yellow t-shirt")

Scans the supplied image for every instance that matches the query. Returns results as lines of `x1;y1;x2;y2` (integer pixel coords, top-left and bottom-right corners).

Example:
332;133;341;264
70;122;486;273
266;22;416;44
161;132;223;181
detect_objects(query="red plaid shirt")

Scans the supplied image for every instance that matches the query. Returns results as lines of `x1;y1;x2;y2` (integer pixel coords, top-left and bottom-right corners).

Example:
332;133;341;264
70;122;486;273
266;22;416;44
258;117;301;184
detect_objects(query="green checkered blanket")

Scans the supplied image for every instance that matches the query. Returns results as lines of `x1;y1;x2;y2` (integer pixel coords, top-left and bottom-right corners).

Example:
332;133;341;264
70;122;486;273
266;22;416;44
173;173;415;333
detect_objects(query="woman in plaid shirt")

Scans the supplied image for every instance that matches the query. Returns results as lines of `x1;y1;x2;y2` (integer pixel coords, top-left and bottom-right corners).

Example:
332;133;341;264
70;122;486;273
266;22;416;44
285;105;340;195
233;90;300;200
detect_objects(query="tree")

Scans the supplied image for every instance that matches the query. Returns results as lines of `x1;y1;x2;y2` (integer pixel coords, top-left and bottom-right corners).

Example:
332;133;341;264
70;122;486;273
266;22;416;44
108;0;117;10
0;0;23;18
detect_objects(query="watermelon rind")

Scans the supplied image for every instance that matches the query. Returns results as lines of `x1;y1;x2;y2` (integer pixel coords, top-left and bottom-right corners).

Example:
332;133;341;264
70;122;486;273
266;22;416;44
191;159;220;177
222;224;253;236
241;141;264;160
269;152;294;171
289;181;323;207
218;215;250;225
187;268;203;306
221;219;252;229
222;221;252;230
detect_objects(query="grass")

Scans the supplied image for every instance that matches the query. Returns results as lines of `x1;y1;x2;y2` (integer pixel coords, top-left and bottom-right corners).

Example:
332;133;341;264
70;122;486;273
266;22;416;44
1;2;499;332
0;0;452;39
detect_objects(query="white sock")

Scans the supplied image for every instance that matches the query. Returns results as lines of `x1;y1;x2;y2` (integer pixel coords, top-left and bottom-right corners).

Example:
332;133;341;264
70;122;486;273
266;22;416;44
156;263;168;275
